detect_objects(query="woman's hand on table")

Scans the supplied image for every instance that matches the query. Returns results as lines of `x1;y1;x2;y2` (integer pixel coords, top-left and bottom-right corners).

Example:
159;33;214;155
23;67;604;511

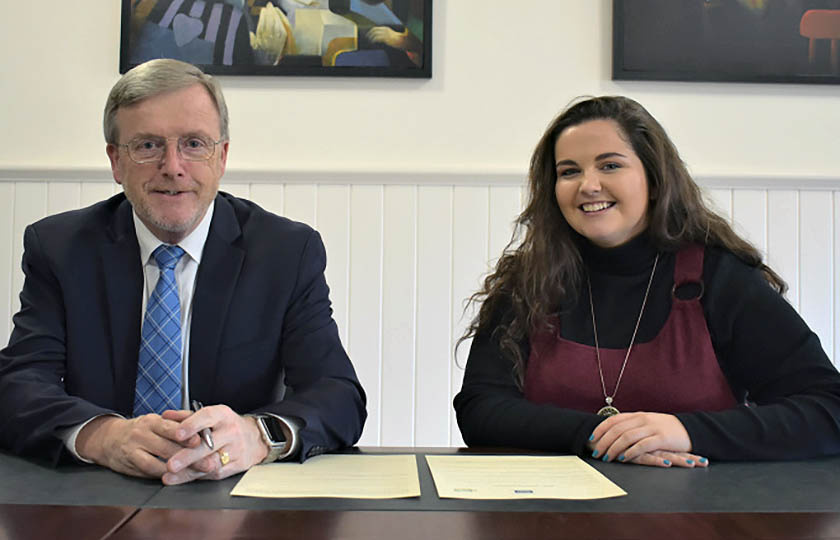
588;412;708;468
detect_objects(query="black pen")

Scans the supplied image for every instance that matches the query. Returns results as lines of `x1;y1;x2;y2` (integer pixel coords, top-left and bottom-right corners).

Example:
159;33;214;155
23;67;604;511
191;399;214;449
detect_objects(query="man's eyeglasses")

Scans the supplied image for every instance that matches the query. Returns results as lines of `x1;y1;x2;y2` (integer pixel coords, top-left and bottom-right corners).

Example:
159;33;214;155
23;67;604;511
117;135;223;164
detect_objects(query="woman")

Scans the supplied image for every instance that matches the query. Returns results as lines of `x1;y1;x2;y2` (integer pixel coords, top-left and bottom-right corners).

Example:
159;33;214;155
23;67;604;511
454;96;840;468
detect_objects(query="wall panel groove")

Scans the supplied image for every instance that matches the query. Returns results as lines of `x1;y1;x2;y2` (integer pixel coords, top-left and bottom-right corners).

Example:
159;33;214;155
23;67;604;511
1;176;837;445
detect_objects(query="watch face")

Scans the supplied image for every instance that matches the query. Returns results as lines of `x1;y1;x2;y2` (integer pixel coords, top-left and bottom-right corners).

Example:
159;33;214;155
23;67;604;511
263;417;286;444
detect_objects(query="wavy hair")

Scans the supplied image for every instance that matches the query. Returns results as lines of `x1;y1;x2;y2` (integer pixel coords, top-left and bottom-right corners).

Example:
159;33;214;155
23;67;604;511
461;96;786;385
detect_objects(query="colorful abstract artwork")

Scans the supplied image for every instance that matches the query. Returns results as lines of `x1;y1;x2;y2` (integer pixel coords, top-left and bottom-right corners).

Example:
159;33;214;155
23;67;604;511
613;0;840;84
120;0;431;77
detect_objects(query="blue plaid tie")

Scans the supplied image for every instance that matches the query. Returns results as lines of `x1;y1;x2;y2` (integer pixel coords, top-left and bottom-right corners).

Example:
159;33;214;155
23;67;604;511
133;245;186;416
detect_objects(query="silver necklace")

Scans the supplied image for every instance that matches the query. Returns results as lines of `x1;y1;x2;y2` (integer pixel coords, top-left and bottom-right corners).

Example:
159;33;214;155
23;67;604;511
587;253;660;417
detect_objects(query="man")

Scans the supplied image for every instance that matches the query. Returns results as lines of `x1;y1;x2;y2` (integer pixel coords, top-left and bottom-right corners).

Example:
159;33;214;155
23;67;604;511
0;59;366;485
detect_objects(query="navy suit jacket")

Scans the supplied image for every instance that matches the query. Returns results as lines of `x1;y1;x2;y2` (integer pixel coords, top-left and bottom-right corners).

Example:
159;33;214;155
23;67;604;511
0;192;366;464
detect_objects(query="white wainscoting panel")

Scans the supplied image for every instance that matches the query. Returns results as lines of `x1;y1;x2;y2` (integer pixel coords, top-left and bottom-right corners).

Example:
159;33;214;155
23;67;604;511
249;184;284;217
11;183;47;321
835;192;840;366
0;175;838;449
283;184;317;228
451;186;490;447
0;184;13;346
381;186;417;446
767;191;799;309
47;183;81;216
415;186;454;446
81;182;120;207
489;186;523;260
316;185;350;348
220;183;250;200
347;186;384;446
799;192;835;361
732;190;767;255
706;189;732;223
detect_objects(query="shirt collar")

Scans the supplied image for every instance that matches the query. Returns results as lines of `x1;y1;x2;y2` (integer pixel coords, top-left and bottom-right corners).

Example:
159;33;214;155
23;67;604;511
134;200;215;266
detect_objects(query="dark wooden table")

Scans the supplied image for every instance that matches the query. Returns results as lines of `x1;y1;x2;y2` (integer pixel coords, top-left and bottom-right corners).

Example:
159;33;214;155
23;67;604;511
106;510;840;540
0;504;137;540
3;448;840;539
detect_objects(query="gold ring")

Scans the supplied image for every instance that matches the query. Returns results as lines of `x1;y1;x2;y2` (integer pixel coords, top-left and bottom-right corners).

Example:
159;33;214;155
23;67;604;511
218;450;230;466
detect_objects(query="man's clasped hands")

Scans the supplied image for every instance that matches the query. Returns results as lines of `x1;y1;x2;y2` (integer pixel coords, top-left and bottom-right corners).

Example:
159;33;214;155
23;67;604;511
75;404;271;485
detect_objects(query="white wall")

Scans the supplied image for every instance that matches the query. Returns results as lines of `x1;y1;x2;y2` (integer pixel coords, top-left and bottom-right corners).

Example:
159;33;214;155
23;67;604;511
1;2;838;447
1;2;839;178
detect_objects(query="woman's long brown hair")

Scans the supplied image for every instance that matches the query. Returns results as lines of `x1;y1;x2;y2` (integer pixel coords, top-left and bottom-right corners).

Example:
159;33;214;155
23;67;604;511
460;96;786;386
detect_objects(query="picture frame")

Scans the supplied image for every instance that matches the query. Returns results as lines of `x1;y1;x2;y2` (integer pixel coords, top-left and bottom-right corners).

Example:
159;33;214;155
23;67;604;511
613;0;840;85
120;0;432;78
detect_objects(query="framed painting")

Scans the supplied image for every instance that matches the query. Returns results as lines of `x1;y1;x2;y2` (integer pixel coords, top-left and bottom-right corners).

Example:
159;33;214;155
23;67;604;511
120;0;432;78
613;0;840;84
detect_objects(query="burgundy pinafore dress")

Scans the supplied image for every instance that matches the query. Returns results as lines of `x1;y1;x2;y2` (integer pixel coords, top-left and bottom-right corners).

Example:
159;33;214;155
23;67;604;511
523;244;738;414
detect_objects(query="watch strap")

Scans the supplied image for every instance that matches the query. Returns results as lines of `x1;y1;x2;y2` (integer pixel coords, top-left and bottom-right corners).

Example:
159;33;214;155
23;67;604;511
250;414;288;464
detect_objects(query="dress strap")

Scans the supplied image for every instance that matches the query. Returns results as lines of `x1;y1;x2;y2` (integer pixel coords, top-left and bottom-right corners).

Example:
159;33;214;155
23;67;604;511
673;244;705;298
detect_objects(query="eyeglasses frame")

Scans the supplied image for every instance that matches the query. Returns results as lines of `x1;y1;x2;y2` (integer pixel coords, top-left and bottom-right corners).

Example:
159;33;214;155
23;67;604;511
116;135;225;164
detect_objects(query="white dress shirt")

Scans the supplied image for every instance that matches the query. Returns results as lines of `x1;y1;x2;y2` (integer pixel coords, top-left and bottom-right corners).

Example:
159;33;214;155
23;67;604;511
134;201;214;409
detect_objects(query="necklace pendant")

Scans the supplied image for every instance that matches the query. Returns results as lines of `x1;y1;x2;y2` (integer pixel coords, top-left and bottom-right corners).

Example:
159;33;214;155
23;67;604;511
597;405;620;417
589;253;659;422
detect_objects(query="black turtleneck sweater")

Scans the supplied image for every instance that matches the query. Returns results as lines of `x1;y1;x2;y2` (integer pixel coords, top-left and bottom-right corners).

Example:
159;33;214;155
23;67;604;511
454;233;840;461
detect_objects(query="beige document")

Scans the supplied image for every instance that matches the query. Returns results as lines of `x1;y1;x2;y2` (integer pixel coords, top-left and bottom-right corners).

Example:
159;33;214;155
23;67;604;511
231;454;421;499
425;455;627;500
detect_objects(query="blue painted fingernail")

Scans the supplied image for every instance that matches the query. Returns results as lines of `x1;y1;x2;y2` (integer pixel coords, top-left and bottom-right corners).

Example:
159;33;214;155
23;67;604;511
686;459;694;465
589;434;595;441
663;459;671;466
699;457;708;464
618;454;625;462
601;454;609;462
591;450;599;458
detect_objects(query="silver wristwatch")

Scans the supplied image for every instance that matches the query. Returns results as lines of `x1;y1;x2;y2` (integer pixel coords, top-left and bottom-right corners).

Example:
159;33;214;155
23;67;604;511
252;414;288;464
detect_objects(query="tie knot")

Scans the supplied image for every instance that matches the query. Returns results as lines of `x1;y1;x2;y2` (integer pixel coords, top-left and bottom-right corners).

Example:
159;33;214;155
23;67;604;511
152;245;185;270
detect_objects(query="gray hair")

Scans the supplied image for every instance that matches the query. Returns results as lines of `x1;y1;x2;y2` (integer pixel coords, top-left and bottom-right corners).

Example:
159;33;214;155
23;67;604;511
103;59;229;144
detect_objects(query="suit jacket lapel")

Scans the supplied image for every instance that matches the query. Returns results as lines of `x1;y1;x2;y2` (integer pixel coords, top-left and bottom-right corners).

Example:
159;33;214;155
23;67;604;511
189;195;245;401
100;198;143;415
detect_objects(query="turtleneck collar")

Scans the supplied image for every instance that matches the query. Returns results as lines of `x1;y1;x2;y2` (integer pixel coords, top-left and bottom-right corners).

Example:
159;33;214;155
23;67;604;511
578;230;659;276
